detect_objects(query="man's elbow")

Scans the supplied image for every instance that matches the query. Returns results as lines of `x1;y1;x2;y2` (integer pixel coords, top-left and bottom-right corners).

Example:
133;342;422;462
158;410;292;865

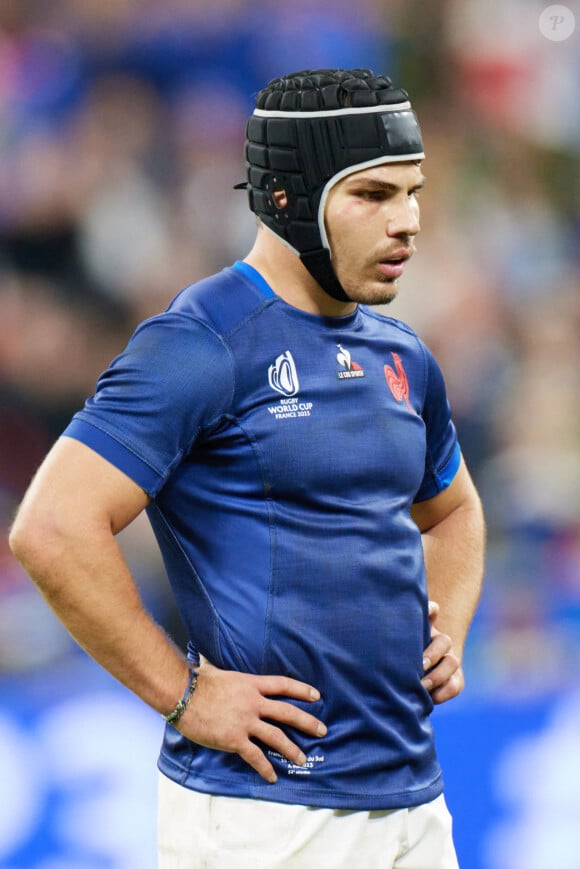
9;503;71;582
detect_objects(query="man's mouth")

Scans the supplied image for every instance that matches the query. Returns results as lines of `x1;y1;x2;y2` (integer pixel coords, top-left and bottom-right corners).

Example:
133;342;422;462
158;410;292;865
378;252;411;280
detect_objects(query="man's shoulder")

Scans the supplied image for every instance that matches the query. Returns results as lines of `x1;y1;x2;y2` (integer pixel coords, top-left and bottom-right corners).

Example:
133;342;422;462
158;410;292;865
166;264;272;337
360;306;425;348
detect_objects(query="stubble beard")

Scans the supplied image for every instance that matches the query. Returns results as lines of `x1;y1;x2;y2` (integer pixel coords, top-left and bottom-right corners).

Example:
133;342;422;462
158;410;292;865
339;273;400;307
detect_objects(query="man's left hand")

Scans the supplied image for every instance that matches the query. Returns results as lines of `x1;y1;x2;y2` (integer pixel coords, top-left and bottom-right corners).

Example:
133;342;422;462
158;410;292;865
421;600;464;704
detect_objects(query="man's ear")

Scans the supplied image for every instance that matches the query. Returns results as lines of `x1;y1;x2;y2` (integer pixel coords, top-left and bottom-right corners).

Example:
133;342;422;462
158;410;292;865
273;189;288;210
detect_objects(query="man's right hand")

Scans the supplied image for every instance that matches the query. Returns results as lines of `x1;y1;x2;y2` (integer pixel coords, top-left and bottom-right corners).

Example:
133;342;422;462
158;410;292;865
176;660;326;783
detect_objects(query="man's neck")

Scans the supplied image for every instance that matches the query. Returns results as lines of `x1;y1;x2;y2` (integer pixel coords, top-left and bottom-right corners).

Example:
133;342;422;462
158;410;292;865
244;229;356;318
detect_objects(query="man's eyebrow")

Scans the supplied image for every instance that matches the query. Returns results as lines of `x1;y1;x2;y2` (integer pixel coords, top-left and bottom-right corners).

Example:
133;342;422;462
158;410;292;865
345;175;427;192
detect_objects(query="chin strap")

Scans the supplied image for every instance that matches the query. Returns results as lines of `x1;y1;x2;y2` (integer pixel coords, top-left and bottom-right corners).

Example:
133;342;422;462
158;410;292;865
300;249;351;303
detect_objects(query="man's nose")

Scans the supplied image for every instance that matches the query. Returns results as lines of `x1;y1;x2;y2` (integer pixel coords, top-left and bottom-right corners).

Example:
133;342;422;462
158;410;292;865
387;199;420;238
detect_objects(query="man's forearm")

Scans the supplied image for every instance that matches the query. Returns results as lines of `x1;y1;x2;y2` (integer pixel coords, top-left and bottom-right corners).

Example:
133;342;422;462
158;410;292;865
10;520;190;716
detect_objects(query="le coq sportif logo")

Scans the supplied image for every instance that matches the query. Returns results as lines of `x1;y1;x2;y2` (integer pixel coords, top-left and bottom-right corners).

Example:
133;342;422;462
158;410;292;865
268;350;300;397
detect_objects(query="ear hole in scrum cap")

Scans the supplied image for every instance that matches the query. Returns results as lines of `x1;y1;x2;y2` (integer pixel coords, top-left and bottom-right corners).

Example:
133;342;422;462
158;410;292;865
242;69;425;302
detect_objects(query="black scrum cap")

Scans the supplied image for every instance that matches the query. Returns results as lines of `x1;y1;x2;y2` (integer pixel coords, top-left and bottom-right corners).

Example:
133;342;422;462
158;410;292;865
242;69;424;302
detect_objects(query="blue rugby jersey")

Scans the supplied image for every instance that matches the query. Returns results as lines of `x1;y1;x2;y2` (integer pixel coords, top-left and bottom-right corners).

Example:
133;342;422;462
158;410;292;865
63;261;461;810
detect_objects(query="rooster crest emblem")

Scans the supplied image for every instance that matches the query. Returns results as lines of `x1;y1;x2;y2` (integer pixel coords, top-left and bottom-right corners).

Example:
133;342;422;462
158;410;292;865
384;352;414;412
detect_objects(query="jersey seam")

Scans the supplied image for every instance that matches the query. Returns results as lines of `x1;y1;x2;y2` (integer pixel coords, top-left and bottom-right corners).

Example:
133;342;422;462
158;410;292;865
149;311;238;454
147;503;224;660
359;306;419;338
414;333;441;492
216;416;276;675
221;296;279;341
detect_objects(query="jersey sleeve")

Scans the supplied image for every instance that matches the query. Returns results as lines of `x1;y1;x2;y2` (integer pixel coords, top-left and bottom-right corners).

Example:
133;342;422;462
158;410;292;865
413;344;461;503
62;312;234;498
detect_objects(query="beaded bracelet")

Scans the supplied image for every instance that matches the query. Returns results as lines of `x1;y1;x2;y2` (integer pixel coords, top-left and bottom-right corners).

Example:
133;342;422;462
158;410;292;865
162;669;198;725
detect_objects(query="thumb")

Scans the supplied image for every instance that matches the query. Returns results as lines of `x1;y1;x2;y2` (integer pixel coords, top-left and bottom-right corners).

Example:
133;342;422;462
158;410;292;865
428;600;440;623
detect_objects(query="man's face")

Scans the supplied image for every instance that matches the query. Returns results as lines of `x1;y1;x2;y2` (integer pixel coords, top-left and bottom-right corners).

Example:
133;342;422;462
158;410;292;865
324;161;424;305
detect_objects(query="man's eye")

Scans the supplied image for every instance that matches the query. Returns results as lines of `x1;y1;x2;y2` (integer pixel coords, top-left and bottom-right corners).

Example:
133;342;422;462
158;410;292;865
359;190;384;201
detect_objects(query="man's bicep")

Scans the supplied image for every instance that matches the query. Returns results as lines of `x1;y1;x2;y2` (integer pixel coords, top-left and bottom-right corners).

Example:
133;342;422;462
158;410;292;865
17;436;150;538
411;458;480;533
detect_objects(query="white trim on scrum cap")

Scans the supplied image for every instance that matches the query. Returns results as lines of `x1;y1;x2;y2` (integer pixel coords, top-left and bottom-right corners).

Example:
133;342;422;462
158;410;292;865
318;152;425;252
252;102;412;119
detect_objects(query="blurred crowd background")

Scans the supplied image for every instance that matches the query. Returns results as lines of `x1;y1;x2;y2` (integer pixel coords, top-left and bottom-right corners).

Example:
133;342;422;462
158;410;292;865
0;1;579;867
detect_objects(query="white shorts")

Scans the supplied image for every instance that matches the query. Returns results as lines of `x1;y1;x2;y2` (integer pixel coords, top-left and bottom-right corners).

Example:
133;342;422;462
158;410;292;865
158;773;460;869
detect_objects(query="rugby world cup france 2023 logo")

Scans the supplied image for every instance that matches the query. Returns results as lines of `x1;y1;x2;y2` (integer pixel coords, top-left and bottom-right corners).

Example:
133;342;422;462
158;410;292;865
268;350;300;397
